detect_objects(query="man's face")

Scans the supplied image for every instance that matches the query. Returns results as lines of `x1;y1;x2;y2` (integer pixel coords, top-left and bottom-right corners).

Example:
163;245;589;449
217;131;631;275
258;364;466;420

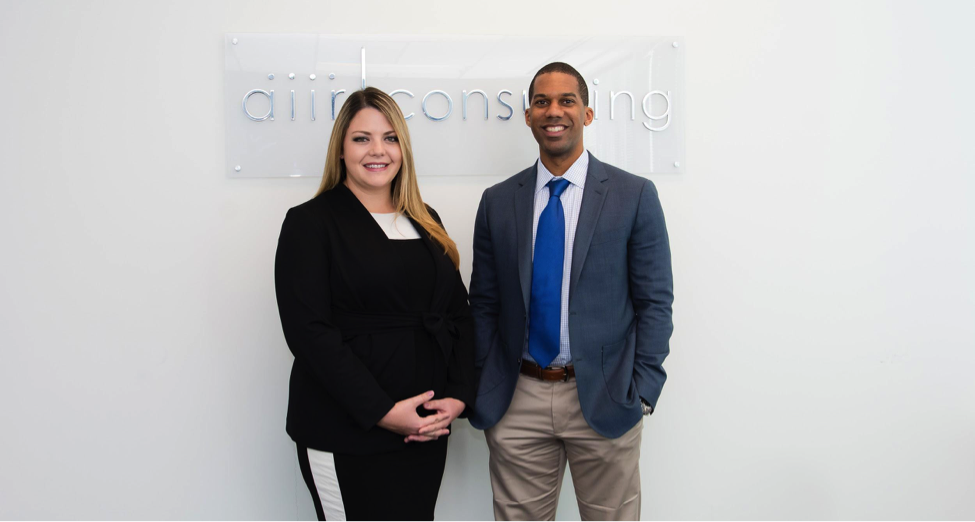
525;72;594;161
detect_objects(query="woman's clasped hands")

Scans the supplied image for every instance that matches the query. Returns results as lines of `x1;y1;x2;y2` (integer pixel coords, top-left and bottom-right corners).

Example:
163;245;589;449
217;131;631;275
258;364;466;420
376;390;466;443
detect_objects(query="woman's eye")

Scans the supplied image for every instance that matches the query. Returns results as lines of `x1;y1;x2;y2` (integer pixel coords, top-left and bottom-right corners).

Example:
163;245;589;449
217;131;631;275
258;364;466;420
352;137;367;142
385;136;399;142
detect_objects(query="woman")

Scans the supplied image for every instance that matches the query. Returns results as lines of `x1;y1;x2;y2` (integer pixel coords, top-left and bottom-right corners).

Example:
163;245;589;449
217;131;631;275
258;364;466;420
274;87;475;521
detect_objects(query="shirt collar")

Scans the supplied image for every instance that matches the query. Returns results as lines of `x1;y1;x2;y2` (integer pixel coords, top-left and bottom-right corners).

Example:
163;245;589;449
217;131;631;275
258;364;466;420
535;151;589;196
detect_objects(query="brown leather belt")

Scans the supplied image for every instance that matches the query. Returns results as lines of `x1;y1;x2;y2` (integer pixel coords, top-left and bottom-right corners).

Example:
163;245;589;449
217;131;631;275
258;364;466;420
520;360;575;381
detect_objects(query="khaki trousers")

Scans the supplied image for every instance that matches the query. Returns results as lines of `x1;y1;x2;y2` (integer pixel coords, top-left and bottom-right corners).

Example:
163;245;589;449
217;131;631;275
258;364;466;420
484;375;643;521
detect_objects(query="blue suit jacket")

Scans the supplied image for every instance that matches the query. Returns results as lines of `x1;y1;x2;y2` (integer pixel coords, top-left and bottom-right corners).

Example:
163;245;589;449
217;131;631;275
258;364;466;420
468;153;674;438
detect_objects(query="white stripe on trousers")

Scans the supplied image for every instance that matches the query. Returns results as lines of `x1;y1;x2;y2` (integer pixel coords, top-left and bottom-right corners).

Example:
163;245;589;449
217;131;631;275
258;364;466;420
306;448;347;521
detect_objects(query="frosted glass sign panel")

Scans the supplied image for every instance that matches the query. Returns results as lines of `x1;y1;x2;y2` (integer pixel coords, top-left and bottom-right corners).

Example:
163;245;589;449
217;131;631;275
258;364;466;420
225;34;684;178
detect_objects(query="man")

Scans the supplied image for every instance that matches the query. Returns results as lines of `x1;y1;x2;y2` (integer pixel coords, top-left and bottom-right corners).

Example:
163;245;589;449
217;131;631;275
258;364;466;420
469;62;674;521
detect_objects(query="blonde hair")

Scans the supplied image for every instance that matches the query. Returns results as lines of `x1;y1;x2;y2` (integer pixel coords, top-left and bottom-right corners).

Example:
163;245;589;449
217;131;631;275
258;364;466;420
315;87;460;269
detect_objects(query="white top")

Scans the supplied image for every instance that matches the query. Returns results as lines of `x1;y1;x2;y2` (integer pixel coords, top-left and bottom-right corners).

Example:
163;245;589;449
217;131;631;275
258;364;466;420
370;212;421;240
526;151;589;367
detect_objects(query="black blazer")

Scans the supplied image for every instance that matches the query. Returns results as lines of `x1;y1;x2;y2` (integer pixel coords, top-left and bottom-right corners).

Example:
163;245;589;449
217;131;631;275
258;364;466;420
274;184;476;455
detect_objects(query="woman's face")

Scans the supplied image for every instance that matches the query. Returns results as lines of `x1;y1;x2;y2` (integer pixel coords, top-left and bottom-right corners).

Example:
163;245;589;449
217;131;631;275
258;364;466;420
342;107;403;195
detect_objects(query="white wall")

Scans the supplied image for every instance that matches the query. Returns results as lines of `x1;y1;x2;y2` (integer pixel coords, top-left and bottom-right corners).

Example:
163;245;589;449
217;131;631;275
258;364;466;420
1;0;973;519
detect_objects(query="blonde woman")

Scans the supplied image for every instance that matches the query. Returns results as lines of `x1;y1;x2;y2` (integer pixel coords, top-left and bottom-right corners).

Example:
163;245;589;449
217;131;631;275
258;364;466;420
275;87;475;521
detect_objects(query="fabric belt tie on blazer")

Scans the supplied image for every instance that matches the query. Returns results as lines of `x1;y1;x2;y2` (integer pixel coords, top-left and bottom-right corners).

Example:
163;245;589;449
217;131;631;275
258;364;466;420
332;310;459;361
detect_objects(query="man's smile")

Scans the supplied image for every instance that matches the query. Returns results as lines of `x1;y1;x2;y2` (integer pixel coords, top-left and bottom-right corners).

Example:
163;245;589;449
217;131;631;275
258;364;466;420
542;124;568;136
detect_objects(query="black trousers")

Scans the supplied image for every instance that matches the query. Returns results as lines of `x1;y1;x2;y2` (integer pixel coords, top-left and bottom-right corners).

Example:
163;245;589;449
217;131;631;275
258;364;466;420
297;438;449;521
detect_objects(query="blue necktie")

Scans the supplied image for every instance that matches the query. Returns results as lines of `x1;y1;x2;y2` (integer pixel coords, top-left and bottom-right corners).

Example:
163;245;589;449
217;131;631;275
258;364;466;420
529;177;571;369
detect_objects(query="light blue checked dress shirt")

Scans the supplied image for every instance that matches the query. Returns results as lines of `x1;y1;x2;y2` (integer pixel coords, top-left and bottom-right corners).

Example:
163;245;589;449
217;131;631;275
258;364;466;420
523;151;589;367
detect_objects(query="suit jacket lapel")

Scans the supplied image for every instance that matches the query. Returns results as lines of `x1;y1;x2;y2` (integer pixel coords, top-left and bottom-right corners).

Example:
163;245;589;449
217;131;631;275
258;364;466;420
515;164;538;312
569;153;609;299
410;214;451;311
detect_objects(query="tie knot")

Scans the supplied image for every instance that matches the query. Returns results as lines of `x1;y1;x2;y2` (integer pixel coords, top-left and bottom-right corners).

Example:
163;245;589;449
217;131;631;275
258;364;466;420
547;178;570;198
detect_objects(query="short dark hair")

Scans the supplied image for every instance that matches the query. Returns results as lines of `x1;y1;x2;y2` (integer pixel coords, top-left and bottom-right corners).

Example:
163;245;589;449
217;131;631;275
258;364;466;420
528;62;589;107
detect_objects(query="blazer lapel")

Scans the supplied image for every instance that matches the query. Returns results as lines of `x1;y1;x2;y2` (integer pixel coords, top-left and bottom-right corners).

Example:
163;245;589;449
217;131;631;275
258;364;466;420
569;153;609;298
515;164;538;312
410;214;450;311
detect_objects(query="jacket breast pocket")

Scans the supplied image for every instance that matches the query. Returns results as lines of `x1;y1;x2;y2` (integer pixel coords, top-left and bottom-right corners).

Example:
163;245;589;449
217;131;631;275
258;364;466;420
590;228;628;247
601;338;636;405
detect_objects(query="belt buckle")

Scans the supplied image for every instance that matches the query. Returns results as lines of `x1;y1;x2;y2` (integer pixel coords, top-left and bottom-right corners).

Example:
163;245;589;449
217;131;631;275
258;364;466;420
550;366;569;382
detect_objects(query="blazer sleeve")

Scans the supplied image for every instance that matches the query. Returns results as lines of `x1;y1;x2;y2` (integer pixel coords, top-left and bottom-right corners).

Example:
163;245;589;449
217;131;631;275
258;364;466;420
468;190;501;376
444;270;477;416
426;206;477;416
275;206;395;430
628;180;674;410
